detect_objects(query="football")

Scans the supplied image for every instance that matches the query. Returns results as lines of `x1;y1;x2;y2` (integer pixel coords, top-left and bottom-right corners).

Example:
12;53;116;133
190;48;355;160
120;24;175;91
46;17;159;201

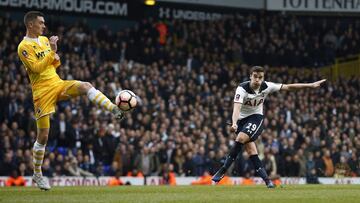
115;90;137;111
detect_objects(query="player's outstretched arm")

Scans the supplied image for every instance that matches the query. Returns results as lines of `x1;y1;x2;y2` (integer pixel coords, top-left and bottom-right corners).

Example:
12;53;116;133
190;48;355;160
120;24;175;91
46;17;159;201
281;79;326;91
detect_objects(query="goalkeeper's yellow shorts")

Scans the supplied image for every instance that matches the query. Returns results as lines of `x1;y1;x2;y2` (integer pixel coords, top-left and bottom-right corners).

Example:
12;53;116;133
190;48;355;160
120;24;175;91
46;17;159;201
33;77;81;128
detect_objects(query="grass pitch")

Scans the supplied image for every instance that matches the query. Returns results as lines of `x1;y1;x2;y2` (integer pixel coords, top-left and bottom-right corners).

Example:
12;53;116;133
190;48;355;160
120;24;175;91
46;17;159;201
0;185;359;203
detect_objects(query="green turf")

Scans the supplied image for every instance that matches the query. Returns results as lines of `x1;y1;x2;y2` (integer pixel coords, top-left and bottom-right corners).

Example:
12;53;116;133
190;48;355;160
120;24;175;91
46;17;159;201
0;185;359;203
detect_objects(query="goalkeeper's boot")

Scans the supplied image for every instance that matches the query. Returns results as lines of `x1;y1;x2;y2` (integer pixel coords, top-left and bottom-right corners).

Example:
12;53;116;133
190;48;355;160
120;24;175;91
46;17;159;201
112;107;125;121
33;174;51;191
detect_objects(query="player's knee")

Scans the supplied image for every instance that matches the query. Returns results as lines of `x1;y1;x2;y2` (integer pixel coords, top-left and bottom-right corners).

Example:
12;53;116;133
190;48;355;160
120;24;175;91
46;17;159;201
235;133;249;144
79;82;93;93
82;82;93;89
37;128;49;144
246;148;257;155
244;142;258;155
236;138;246;144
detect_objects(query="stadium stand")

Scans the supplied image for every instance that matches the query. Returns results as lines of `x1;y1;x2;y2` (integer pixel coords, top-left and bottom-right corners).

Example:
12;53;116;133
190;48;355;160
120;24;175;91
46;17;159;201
0;12;359;180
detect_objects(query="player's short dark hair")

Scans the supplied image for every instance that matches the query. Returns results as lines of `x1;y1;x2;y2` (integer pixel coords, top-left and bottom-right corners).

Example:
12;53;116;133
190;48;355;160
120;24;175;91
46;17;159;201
24;11;44;27
250;66;265;74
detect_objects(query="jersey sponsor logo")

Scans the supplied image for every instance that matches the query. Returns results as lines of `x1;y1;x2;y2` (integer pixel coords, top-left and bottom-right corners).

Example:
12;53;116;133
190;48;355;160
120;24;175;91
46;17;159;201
22;50;29;58
244;99;264;106
36;51;46;59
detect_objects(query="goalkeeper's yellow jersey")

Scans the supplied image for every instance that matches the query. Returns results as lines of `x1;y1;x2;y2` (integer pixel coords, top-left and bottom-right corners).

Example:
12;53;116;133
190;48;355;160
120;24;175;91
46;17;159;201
17;36;61;99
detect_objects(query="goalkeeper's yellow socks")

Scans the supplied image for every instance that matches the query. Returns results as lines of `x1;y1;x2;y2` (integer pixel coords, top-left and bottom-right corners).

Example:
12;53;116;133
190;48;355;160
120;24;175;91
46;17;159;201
87;87;116;112
32;141;45;175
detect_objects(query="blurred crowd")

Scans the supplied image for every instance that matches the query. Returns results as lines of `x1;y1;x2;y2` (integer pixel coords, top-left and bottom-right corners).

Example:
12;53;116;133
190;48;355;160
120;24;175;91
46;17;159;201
0;11;359;180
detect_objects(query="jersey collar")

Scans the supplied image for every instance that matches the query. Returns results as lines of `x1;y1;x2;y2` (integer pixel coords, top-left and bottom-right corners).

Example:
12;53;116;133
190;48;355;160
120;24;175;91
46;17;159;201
259;82;268;93
24;36;40;45
240;81;268;94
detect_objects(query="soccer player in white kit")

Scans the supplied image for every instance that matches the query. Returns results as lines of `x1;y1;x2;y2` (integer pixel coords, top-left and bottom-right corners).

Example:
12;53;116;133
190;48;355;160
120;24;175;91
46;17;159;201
212;66;326;188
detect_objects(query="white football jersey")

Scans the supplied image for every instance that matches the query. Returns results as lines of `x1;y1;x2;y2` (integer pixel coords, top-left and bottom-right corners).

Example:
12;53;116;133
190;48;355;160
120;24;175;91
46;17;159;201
234;81;282;119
